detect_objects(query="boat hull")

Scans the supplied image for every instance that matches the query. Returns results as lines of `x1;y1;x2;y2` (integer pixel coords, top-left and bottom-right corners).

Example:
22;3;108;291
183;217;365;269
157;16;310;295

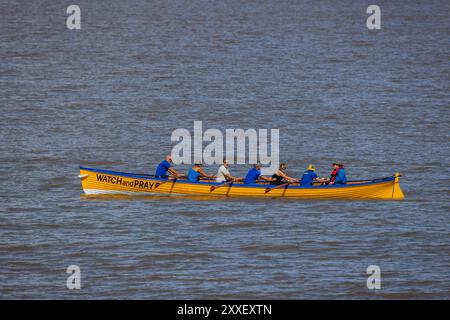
79;167;405;200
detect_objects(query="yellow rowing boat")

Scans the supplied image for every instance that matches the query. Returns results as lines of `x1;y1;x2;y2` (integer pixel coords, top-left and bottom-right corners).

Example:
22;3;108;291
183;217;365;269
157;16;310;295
78;166;405;200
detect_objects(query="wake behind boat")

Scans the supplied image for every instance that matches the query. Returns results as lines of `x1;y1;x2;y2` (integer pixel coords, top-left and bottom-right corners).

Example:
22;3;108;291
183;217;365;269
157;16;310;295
78;166;405;200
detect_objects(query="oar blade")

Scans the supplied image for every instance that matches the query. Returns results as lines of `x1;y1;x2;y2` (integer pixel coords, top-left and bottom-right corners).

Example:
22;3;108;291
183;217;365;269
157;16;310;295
265;182;290;194
211;180;234;192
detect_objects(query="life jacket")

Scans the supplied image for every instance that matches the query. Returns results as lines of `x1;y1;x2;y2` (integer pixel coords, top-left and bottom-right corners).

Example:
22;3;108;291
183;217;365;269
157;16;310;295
330;167;342;183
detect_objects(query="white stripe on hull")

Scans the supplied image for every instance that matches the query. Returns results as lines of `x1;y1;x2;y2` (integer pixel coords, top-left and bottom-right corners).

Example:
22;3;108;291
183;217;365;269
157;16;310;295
82;188;187;196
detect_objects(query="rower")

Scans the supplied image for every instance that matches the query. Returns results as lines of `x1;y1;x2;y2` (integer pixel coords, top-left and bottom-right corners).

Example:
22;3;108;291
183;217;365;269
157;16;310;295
155;155;181;178
244;163;274;184
300;164;327;186
215;158;243;183
187;161;216;182
328;161;347;185
270;163;297;185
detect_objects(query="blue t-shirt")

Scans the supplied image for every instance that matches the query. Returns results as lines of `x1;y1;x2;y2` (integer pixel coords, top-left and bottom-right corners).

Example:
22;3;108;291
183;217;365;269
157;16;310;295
300;170;318;186
187;168;201;182
155;160;171;177
244;167;261;184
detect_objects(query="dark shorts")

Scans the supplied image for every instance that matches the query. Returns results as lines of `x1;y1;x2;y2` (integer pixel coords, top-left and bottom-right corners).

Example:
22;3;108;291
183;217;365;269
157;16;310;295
270;180;285;185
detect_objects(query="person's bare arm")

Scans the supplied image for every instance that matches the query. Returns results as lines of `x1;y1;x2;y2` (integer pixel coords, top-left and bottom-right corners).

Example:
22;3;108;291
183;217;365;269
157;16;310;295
277;170;297;183
259;175;274;182
168;167;180;177
224;172;234;180
199;169;215;179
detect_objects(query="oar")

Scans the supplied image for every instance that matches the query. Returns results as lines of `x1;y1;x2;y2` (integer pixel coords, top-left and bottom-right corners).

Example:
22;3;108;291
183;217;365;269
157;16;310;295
210;180;233;192
265;182;290;193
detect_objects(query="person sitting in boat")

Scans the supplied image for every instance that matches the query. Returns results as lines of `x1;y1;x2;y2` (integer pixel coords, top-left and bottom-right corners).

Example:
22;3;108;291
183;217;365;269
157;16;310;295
270;163;297;185
216;158;243;183
244;163;275;184
155;155;180;179
300;164;327;186
188;161;216;182
328;161;347;185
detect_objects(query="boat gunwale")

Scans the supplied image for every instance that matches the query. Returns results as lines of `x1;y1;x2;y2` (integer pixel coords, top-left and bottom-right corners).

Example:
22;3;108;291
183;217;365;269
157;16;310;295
80;166;397;189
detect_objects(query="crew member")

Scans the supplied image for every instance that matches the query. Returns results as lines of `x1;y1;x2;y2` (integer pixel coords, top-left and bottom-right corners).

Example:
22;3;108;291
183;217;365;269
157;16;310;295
329;161;347;185
244;163;275;184
270;163;297;185
216;159;243;183
155;155;180;178
300;164;326;186
188;161;216;182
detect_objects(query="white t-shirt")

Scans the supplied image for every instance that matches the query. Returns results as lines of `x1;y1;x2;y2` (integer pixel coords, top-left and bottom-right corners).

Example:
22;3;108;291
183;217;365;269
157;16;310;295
216;165;230;182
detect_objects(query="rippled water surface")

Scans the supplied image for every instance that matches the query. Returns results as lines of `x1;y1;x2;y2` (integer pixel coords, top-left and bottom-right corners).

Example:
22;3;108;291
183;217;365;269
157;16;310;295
1;0;449;299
